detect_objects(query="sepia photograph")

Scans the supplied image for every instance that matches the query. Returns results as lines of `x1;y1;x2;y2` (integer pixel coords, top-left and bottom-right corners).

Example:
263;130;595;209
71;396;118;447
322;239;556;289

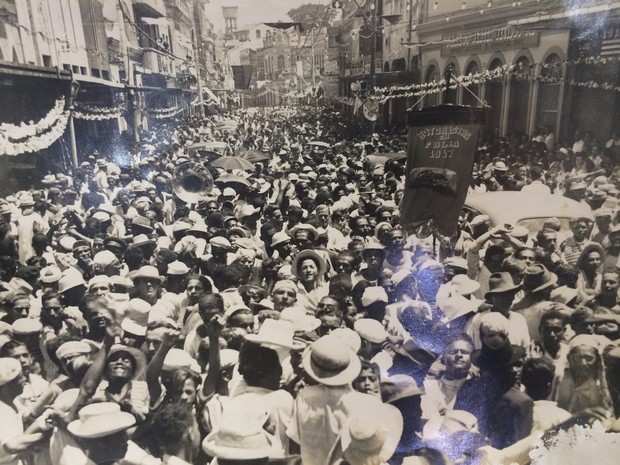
0;0;619;464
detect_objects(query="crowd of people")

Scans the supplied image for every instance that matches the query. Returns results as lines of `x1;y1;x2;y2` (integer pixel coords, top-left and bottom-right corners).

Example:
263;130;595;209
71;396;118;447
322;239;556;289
0;105;619;465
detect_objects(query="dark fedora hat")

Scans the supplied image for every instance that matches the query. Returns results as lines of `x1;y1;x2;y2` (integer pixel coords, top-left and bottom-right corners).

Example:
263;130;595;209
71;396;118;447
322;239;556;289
485;272;521;299
522;265;557;293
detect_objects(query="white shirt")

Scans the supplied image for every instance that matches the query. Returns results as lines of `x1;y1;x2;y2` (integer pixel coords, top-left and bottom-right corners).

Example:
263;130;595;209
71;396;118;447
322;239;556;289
0;401;23;465
466;311;531;350
521;180;551;195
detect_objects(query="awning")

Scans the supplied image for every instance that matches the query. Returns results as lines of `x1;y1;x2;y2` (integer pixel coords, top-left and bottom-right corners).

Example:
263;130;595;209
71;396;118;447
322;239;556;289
74;74;126;88
0;61;72;81
263;22;304;32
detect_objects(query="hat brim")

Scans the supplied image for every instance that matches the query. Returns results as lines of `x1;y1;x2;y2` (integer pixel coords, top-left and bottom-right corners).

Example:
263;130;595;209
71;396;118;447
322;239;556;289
484;284;521;300
121;319;147;337
454;281;481;296
238;285;268;299
528;278;558;294
106;345;147;379
291;250;327;280
289;226;319;243
131;273;164;282
244;333;306;351
130;239;156;249
302;349;362;386
202;433;273;460
67;412;136;438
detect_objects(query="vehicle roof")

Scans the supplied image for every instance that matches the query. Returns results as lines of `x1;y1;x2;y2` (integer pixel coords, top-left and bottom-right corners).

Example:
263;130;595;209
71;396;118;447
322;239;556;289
464;192;594;224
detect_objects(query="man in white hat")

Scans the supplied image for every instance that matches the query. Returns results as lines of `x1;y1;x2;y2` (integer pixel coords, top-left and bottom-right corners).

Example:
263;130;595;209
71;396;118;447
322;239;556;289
60;402;159;465
287;334;384;465
16;194;47;265
0;357;54;465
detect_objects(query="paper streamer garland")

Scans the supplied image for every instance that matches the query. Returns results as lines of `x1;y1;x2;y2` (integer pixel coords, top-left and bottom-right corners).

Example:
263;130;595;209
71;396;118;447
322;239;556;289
73;104;125;121
150;106;185;119
0;97;69;156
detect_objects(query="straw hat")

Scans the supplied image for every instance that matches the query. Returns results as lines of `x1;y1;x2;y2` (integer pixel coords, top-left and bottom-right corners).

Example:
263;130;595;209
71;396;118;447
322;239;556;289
106;344;147;379
131;265;164;282
289;223;320;243
302;335;362;386
245;319;305;350
449;274;481;296
291;249;327;280
202;416;274;460
280;307;320;333
58;271;86;293
340;402;403;465
40;265;62;284
121;299;151;336
354;318;388;344
67;402;136;438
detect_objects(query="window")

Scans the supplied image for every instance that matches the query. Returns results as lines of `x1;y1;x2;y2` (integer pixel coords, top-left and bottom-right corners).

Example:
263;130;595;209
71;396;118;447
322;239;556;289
42;55;52;67
91;68;101;78
256;30;261;39
463;61;480;106
80;67;87;75
72;65;79;73
63;64;71;71
425;65;439;106
102;70;110;80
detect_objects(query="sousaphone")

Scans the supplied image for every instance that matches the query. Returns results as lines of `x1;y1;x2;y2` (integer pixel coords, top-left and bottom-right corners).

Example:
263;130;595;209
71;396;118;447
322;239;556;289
172;161;214;203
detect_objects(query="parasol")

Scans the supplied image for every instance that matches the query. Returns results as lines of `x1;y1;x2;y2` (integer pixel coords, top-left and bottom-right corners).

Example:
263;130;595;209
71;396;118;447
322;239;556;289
211;156;255;171
241;149;270;163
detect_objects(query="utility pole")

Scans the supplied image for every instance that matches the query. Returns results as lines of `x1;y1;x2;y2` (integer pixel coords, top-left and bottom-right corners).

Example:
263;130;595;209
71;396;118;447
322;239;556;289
369;0;377;93
68;76;79;169
407;0;413;70
369;0;378;133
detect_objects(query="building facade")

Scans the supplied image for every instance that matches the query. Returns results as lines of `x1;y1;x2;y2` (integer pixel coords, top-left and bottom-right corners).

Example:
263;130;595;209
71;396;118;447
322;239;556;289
0;0;219;178
415;0;620;143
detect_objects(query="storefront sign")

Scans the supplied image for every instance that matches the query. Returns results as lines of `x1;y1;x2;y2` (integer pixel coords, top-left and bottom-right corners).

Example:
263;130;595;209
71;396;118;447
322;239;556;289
441;26;539;57
401;105;487;237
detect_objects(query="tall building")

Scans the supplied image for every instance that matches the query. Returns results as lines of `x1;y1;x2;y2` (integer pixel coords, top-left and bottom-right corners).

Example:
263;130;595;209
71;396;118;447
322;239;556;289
222;5;237;40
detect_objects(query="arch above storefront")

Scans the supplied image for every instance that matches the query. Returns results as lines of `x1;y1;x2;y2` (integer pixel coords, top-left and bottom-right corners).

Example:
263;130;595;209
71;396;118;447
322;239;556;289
424;60;441;107
487;53;506;70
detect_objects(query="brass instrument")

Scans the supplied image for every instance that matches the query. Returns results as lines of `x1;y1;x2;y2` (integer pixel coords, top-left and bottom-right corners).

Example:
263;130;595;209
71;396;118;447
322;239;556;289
172;161;214;203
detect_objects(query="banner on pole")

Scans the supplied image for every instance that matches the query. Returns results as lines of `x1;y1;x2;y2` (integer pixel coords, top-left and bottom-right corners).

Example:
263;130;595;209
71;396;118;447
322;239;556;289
400;105;487;237
353;96;363;115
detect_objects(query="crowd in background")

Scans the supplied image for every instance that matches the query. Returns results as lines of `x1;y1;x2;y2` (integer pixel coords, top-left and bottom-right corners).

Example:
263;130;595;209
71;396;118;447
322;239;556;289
0;105;619;465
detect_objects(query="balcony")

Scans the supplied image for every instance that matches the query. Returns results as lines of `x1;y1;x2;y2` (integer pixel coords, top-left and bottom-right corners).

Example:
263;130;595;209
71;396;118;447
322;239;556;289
142;47;173;76
133;0;166;18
